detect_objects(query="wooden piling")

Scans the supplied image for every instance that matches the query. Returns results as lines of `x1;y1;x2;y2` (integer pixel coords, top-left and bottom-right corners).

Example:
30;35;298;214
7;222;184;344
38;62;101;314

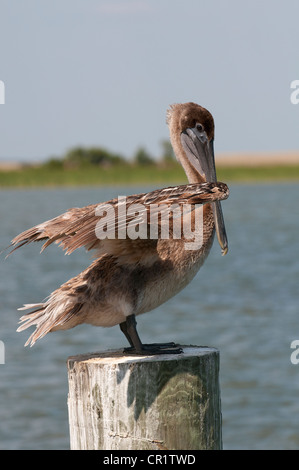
67;345;222;450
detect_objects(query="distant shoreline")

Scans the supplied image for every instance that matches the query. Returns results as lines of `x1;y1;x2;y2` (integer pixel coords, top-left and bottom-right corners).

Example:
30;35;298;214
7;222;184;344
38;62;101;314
1;151;299;170
216;151;299;167
1;152;299;187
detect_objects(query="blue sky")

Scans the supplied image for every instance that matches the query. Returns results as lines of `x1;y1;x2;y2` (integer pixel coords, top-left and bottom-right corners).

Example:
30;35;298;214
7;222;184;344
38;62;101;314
0;0;298;161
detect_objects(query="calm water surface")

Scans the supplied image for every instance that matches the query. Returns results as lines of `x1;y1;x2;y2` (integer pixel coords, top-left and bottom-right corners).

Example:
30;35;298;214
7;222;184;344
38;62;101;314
0;183;299;450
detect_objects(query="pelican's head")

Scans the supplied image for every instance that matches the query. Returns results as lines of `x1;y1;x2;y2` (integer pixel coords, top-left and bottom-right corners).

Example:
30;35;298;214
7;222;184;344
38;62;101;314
167;102;216;183
167;102;228;255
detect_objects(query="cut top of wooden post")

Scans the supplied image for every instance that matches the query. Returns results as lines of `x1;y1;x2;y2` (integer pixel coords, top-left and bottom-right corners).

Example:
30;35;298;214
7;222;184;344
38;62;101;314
68;345;218;367
67;346;222;450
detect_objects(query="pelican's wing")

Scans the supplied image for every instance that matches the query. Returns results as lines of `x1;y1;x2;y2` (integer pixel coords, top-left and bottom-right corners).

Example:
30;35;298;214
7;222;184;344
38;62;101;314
9;182;229;258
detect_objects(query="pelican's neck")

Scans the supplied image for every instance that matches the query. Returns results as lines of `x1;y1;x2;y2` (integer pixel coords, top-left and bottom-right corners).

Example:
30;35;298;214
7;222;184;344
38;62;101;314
169;130;204;184
178;150;203;183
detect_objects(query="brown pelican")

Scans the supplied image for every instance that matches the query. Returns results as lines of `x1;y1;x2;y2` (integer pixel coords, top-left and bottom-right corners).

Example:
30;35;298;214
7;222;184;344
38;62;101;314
9;102;229;354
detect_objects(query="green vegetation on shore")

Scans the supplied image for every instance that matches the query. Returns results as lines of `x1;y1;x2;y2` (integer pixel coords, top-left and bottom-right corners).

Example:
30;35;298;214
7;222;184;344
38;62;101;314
0;163;185;187
1;143;299;188
1;163;299;188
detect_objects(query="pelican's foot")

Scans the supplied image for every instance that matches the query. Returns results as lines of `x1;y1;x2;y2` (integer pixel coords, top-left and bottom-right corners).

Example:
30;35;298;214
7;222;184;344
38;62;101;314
120;315;183;355
124;342;183;356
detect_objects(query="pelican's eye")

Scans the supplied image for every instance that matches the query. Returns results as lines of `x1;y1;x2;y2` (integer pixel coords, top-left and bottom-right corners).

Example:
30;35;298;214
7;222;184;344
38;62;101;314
196;123;204;132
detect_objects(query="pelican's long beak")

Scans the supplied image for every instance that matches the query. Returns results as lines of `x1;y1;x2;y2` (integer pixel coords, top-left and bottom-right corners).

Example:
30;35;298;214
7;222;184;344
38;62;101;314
181;126;228;255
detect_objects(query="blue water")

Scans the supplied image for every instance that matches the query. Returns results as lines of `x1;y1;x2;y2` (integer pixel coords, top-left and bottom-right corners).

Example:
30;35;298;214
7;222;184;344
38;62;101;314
1;183;299;449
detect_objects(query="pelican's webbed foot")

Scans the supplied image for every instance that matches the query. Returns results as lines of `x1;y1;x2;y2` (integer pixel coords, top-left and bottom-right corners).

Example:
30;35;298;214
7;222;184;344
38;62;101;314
120;315;183;356
124;342;183;355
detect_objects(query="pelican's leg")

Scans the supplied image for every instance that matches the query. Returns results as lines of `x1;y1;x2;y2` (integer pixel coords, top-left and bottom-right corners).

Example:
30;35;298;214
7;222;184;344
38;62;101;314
120;314;183;355
119;314;143;352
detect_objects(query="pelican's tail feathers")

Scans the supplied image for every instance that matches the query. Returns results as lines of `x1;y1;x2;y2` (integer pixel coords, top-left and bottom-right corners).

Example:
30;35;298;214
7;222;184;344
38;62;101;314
17;304;49;347
17;295;83;347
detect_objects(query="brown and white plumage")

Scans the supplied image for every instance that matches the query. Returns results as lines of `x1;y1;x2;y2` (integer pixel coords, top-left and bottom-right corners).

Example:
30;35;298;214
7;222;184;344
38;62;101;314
10;102;229;352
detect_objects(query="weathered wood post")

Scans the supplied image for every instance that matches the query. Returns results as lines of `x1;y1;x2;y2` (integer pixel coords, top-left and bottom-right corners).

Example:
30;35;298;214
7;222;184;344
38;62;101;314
67;345;222;450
